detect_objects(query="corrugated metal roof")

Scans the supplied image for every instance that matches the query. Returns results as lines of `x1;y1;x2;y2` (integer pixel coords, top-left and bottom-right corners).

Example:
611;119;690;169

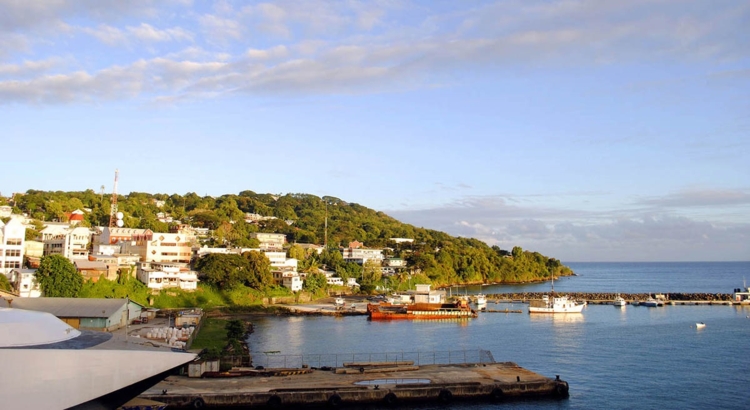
9;298;137;318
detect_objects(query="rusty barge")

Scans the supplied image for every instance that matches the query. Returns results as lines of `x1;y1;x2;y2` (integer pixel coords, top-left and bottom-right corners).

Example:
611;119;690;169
367;299;478;320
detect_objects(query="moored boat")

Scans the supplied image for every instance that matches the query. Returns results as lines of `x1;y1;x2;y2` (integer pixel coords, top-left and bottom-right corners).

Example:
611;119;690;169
528;275;586;314
696;322;706;329
476;293;487;310
367;299;477;320
529;294;586;314
733;282;750;304
613;294;627;307
641;295;659;307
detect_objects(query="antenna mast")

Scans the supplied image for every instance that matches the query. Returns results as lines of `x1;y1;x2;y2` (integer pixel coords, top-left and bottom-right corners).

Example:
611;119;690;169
108;169;119;227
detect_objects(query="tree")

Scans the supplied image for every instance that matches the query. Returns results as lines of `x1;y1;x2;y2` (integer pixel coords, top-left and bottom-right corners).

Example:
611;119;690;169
36;255;83;297
25;222;42;241
288;244;306;261
303;272;327;294
0;274;12;292
361;259;382;286
195;253;249;289
241;251;273;290
320;249;343;271
225;319;247;340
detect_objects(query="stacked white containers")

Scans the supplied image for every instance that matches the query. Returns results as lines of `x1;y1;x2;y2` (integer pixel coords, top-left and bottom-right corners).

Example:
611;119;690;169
144;326;194;348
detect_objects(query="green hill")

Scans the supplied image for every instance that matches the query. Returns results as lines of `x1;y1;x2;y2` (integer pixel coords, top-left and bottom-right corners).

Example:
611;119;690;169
6;190;573;287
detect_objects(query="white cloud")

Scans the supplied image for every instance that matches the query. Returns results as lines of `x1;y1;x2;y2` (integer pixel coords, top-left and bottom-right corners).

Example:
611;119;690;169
127;23;193;43
198;14;243;42
247;45;289;60
80;24;127;46
2;1;748;104
637;188;750;208
385;188;750;261
0;58;60;77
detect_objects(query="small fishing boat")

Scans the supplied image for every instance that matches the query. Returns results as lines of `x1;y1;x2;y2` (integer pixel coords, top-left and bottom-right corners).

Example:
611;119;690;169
696;322;706;329
528;276;586;314
641;294;659;307
476;293;487;310
613;294;627;307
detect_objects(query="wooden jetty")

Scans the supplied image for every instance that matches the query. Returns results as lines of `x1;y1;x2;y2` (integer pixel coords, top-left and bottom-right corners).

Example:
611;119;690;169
139;362;569;408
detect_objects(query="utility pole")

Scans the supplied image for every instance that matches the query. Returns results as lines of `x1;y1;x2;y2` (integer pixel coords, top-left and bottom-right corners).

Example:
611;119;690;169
324;200;328;249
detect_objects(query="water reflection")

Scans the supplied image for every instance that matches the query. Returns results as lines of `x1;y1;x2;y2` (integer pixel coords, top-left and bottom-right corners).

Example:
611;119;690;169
529;313;584;324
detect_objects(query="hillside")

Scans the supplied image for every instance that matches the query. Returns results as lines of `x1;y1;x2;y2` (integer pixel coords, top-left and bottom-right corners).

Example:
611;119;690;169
5;190;573;286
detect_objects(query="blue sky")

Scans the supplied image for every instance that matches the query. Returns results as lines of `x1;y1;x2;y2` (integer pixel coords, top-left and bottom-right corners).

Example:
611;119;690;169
1;0;748;262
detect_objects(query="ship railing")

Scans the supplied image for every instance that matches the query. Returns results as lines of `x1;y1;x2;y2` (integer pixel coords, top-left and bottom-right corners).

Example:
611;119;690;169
255;349;496;369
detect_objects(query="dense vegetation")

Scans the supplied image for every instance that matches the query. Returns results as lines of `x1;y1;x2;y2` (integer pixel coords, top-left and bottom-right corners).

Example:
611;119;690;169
4;190;573;295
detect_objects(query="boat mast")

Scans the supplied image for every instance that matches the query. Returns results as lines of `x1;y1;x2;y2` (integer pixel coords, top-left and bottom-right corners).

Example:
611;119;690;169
551;273;555;294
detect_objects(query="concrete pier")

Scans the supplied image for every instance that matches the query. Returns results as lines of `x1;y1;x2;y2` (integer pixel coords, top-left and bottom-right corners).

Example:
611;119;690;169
140;362;569;408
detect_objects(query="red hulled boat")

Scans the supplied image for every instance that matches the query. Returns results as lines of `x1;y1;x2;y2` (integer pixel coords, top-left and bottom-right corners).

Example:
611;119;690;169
367;299;477;320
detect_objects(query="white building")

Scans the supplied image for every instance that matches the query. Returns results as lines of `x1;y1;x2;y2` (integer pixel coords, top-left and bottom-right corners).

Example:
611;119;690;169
0;205;13;218
263;251;298;271
244;213;278;223
195;246;233;258
326;276;344;286
92;243;121;256
95;227;148;245
409;284;446;304
384;258;407;268
136;261;198;292
249;232;286;251
271;270;303;292
1;218;26;277
321;271;359;288
341;246;384;265
263;250;301;292
41;225;91;260
10;268;40;298
120;231;195;264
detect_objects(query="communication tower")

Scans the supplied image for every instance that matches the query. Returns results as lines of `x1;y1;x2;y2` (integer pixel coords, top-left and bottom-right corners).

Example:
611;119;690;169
108;169;123;227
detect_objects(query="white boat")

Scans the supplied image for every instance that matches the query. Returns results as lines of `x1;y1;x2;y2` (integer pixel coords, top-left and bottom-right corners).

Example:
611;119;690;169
732;280;750;304
613;294;627;307
0;307;196;409
475;293;487;310
334;297;345;307
696;322;706;329
529;276;585;314
529;294;586;313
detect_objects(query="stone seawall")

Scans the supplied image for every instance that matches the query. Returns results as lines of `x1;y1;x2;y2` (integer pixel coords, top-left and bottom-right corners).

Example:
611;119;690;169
489;292;733;302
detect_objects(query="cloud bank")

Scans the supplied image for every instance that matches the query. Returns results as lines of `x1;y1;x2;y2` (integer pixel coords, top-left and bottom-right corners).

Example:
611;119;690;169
1;0;748;104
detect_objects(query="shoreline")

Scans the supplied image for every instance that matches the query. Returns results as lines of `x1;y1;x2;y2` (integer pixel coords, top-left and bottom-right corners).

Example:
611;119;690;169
202;292;741;320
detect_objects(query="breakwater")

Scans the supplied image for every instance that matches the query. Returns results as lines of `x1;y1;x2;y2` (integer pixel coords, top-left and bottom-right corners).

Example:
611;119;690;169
488;292;734;302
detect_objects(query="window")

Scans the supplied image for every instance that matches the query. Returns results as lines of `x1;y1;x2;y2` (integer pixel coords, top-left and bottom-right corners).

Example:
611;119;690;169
5;250;21;257
6;239;22;246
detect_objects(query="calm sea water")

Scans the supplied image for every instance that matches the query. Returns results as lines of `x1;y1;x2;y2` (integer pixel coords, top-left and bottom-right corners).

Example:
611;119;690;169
461;261;750;295
247;262;750;410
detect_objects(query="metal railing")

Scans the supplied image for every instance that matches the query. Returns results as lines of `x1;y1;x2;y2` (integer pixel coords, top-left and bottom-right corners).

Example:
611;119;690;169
254;349;495;369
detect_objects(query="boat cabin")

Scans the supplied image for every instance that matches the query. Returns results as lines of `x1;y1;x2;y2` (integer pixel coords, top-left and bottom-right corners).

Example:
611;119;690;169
733;286;750;304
